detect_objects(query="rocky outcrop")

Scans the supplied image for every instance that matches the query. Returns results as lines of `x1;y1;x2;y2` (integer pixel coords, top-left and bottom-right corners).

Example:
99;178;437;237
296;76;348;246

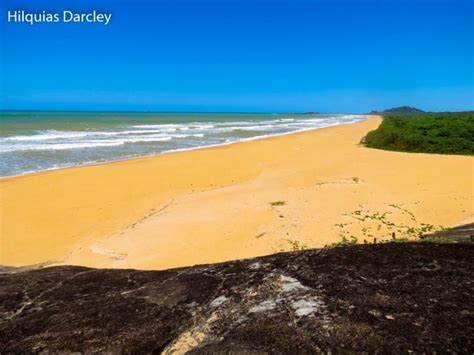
1;243;473;353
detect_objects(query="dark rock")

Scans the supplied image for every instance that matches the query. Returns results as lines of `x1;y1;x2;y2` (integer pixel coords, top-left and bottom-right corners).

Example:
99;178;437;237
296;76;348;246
1;243;473;353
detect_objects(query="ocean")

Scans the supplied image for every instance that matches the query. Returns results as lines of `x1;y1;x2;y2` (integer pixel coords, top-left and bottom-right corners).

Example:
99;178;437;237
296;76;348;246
0;112;367;177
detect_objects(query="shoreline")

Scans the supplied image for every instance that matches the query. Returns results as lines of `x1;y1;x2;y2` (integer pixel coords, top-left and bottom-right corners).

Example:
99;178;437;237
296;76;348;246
1;115;472;270
0;116;366;181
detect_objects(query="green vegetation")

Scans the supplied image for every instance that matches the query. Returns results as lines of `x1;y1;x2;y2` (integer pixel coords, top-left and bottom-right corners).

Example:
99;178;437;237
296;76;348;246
421;236;457;244
326;204;445;248
270;200;286;207
285;239;308;251
273;238;308;253
365;111;474;155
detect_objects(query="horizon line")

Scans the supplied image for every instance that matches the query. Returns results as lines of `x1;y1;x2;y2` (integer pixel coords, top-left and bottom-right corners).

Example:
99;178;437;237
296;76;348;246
0;109;353;115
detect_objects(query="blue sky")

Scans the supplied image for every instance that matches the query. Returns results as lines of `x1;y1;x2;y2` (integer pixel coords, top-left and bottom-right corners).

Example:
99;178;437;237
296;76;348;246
1;0;473;112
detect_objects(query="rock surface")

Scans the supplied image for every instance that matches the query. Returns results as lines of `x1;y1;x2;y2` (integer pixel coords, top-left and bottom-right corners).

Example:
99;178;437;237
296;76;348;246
1;243;473;353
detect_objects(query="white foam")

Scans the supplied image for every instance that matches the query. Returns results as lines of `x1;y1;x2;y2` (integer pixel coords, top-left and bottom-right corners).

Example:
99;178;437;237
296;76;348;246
3;128;182;142
0;136;174;152
4;141;125;151
132;124;180;129
4;131;90;141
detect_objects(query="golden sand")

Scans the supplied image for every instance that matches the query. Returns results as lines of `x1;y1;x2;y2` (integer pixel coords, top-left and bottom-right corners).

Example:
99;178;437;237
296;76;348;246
1;116;473;270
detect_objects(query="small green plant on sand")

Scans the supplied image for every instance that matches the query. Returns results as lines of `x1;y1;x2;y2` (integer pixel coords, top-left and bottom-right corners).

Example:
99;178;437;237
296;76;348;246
270;200;286;207
274;239;308;252
328;204;444;247
352;177;361;184
285;239;308;251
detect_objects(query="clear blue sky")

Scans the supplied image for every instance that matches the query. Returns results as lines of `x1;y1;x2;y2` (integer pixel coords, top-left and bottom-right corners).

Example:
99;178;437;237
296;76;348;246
1;0;473;112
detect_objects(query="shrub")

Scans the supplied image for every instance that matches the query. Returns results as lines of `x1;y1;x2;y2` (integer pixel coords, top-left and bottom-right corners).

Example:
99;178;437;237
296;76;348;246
366;112;474;155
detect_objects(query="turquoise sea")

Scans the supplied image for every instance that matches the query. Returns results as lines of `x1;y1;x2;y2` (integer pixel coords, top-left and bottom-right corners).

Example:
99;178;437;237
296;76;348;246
0;112;366;177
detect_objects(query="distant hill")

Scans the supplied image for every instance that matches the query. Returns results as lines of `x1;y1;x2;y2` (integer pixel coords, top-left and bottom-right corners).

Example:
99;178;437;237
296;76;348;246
371;106;425;115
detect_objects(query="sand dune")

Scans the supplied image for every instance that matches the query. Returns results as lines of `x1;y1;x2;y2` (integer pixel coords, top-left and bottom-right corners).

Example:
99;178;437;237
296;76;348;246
1;116;473;270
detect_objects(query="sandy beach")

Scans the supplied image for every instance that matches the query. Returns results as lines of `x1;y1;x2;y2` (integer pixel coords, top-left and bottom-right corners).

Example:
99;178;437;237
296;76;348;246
0;116;472;270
